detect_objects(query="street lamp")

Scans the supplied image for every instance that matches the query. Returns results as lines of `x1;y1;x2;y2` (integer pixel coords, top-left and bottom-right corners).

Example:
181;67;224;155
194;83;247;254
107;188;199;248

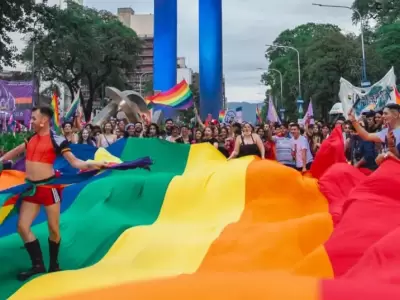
269;68;283;108
265;44;301;99
257;67;283;109
312;3;369;87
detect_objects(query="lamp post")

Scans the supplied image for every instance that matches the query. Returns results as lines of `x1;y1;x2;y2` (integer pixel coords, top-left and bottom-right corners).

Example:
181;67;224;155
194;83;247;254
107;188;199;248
269;68;283;109
265;44;301;99
257;67;283;109
312;3;369;87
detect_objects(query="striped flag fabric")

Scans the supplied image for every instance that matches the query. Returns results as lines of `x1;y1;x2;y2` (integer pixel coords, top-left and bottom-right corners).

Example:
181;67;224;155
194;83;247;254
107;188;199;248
64;90;81;122
51;91;61;134
0;136;400;299
256;105;262;125
218;110;226;123
267;95;280;124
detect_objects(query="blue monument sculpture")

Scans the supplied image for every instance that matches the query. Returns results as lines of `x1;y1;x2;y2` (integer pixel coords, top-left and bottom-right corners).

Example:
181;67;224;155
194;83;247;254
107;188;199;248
153;0;223;119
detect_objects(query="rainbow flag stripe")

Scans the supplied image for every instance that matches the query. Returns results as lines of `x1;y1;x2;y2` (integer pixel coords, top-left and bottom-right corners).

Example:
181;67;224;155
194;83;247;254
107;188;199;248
64;92;80;122
145;80;193;109
256;105;262;124
51;92;61;133
218;110;226;123
394;86;400;104
1;135;400;299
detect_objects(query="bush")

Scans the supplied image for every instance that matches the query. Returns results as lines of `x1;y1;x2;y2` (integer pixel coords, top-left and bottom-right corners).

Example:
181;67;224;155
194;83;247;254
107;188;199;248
0;133;30;156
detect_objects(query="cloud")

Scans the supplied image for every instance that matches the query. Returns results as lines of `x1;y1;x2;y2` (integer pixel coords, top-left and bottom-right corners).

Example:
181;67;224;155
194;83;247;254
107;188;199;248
176;0;359;102
9;0;361;103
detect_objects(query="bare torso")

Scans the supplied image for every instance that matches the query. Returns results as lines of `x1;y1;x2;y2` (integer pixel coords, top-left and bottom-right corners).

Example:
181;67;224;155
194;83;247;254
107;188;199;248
25;161;55;181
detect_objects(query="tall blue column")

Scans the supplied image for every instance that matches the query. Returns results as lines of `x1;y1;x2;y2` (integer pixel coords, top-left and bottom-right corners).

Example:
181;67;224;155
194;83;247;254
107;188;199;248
154;0;177;117
199;0;223;119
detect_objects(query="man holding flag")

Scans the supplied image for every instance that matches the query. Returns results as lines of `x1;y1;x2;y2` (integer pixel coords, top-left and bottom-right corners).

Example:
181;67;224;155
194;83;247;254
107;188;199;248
0;106;106;281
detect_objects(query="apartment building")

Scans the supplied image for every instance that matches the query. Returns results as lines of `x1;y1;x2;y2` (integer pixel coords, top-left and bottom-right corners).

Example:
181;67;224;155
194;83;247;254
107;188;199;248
117;8;154;94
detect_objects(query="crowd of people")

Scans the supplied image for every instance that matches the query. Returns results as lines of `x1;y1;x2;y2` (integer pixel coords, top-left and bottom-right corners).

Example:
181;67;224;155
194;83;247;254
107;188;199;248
62;103;400;173
0;103;399;281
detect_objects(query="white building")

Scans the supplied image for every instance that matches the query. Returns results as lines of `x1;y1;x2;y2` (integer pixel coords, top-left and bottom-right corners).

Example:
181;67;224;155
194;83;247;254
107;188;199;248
176;57;193;85
118;8;154;94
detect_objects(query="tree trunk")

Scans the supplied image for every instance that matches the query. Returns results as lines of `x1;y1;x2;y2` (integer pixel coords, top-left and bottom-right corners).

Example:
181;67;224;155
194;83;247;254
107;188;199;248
66;84;76;106
85;92;95;122
81;74;95;122
79;90;89;122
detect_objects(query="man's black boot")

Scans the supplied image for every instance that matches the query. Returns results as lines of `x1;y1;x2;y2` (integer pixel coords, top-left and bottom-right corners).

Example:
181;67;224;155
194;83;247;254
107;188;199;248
48;238;61;273
17;239;46;281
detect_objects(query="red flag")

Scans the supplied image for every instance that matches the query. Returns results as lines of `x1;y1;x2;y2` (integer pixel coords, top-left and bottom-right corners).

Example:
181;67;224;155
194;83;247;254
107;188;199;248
310;125;346;179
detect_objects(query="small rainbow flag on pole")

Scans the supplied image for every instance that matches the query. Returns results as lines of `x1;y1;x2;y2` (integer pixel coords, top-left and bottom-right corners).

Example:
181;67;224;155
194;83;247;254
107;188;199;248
218;110;226;123
51;91;61;134
394;86;400;104
256;105;262;125
145;80;193;110
64;90;81;122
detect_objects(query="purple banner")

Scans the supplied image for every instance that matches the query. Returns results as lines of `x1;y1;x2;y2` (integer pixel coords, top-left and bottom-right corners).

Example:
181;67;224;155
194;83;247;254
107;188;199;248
0;80;33;121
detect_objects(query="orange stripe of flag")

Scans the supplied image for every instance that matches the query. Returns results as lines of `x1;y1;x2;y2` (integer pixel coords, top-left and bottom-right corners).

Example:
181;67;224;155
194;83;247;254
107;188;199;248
197;159;332;274
15;97;32;104
52;159;333;300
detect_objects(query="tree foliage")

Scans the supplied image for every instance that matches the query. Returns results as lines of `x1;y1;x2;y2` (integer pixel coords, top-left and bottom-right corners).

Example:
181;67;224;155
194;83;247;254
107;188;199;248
374;21;400;77
352;0;400;25
21;1;142;119
263;23;343;120
0;0;40;69
263;20;397;121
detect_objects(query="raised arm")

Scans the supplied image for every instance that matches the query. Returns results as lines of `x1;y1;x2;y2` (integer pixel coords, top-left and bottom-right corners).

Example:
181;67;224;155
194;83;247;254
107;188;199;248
0;143;26;162
62;151;105;170
96;134;103;148
348;110;381;143
254;134;265;159
193;106;205;129
228;136;241;160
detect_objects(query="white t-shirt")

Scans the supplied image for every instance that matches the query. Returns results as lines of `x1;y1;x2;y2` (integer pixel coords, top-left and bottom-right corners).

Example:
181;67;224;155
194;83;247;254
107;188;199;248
291;135;314;168
376;128;400;150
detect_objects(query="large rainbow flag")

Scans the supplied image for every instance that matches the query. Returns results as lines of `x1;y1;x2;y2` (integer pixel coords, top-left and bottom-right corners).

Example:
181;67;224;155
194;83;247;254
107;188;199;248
1;133;400;299
145;80;193;110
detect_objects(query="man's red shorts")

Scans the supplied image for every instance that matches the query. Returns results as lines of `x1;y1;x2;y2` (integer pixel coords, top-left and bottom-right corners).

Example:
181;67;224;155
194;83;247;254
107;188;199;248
23;186;63;206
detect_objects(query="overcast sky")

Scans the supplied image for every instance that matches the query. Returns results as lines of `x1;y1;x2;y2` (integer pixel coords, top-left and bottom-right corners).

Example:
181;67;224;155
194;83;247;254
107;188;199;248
10;0;360;103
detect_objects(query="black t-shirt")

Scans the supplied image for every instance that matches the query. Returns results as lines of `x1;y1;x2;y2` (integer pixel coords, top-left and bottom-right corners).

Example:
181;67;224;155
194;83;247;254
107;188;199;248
175;137;192;144
202;138;218;145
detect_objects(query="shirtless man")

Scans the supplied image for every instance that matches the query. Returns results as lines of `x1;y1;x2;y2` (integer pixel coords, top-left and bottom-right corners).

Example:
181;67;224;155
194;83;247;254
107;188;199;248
0;106;106;281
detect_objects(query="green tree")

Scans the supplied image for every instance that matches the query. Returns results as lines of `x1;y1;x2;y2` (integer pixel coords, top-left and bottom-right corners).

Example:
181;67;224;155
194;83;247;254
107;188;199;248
260;100;268;123
303;31;385;119
263;23;387;120
143;79;154;97
22;1;141;120
0;0;40;69
352;0;400;25
374;21;400;82
262;23;341;120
